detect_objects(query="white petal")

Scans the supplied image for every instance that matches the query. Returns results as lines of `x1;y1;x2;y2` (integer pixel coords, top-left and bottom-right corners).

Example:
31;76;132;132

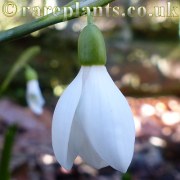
52;68;83;170
68;111;108;169
76;66;135;172
26;80;45;115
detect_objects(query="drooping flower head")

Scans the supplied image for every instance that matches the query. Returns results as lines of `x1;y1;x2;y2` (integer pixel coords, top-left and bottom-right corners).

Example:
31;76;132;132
25;66;45;115
52;15;135;173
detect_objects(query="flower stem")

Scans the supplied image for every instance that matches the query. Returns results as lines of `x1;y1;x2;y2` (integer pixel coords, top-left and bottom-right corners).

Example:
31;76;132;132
87;12;94;25
0;0;115;43
0;46;40;95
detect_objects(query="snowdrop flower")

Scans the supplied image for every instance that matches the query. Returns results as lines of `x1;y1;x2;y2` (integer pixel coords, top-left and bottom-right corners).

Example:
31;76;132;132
52;17;135;173
25;66;45;115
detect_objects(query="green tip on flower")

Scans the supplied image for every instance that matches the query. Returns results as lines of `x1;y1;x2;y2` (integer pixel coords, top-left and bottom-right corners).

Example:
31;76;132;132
25;66;38;81
78;15;106;66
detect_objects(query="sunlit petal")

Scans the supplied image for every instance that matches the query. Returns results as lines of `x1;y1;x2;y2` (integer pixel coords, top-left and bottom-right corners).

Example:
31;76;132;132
52;68;83;170
76;66;135;172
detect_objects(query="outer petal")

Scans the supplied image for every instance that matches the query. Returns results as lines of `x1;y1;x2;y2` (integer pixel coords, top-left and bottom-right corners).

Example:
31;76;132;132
76;66;135;172
52;68;83;170
26;80;45;115
68;111;108;169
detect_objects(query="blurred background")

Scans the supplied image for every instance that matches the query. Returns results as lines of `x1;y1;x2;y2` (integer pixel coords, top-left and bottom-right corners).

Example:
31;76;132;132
0;0;180;179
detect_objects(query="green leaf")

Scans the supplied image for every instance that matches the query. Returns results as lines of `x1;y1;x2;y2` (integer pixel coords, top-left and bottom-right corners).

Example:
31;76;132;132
122;172;132;180
0;125;17;180
0;0;115;43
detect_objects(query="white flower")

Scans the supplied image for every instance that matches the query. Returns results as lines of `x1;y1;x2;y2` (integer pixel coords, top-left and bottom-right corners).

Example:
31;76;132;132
52;65;135;173
26;79;45;115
